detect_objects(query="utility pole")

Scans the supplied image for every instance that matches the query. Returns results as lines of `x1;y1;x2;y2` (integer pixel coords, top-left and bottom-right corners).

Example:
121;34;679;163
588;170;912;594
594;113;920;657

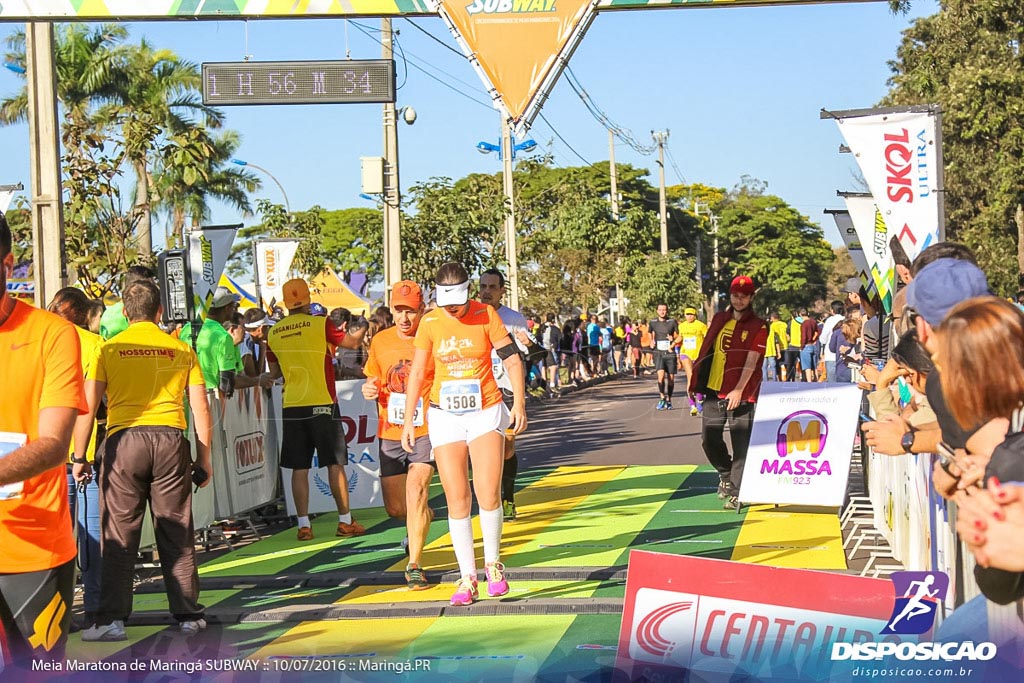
653;130;669;255
26;22;66;308
381;18;402;304
500;116;520;310
610;129;624;320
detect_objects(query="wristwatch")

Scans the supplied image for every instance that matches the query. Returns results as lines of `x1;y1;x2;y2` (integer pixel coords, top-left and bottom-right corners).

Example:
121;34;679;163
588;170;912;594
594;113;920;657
901;429;916;453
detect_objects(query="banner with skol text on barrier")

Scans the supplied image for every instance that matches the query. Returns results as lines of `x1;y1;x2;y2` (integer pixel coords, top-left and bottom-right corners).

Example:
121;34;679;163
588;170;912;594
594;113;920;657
283;380;382;515
255;239;300;310
188;224;238;317
835;108;942;263
739;383;861;507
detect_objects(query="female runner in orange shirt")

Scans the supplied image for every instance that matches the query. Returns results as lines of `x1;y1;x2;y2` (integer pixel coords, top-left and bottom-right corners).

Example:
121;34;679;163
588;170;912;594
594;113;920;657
401;262;527;605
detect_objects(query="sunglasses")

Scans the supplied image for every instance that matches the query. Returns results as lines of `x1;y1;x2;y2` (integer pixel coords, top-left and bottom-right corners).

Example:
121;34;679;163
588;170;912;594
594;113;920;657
906;307;921;327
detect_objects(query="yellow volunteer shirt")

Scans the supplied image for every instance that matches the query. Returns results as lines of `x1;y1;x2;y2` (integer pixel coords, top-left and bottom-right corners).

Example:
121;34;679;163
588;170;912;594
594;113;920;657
677;320;708;357
707;320;737;392
70;326;103;462
267;313;334;409
89;321;205;436
766;320;789;358
788;319;802;349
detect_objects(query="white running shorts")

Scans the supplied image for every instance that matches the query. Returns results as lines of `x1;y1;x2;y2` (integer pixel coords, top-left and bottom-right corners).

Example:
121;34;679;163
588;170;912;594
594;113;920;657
428;402;511;448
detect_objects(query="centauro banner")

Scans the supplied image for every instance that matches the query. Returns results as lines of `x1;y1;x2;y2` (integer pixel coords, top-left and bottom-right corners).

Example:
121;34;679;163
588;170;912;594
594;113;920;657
835;108;942;263
843;194;895;313
433;0;598;131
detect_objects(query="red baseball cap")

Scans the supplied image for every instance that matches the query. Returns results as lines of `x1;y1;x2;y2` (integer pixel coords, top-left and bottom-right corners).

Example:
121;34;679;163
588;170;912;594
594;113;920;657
730;275;756;296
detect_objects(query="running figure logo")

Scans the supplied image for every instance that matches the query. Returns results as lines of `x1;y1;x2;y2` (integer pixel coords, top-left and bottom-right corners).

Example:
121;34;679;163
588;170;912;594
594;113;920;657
881;571;948;634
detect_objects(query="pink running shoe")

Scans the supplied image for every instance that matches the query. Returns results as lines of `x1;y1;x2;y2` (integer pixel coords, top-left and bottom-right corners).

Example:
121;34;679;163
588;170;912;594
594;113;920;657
485;561;510;598
450;577;479;606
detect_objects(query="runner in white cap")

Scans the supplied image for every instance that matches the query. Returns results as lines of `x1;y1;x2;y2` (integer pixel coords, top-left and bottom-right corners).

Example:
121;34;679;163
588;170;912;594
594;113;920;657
401;262;527;606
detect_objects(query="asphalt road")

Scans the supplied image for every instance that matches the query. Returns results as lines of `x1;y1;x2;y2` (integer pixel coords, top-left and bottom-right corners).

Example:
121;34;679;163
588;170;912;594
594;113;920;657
516;374;712;469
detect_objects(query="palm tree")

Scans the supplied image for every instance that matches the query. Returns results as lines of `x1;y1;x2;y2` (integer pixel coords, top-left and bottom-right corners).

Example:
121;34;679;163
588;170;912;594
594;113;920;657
109;39;224;254
153;128;261;246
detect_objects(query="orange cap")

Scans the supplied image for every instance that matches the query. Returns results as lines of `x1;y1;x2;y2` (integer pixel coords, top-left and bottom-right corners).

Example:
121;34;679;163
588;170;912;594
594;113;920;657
390;280;423;309
282;278;311;309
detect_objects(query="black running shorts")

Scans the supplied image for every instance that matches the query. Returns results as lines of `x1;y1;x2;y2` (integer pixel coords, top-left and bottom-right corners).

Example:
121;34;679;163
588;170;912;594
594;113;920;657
281;404;349;469
379;437;435;477
0;558;75;670
654;350;678;375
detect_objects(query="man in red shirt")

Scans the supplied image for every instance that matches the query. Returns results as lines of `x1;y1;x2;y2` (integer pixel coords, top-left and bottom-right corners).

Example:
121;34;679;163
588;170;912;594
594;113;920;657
799;308;820;381
689;276;768;510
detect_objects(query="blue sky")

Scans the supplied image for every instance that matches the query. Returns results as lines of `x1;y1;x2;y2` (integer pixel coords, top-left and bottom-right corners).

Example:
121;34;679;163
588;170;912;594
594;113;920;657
0;1;939;249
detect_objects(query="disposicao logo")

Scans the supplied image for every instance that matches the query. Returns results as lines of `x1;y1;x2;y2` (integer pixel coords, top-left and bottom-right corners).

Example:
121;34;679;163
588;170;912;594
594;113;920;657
831;570;997;663
466;0;557;15
881;571;947;635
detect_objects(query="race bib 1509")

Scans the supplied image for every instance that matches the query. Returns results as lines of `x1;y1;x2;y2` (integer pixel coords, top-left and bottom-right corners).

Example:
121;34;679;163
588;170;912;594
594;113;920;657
388;393;424;426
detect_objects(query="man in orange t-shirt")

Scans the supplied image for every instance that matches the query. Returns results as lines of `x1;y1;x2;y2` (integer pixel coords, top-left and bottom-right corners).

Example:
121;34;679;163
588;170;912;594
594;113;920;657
0;213;87;669
362;280;435;591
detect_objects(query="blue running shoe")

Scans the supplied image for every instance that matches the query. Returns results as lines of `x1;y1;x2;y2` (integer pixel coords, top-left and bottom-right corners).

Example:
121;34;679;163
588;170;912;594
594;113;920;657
656;399;665;410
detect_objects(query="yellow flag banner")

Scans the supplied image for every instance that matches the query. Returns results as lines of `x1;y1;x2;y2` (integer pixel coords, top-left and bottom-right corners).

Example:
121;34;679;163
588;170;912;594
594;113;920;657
436;0;597;128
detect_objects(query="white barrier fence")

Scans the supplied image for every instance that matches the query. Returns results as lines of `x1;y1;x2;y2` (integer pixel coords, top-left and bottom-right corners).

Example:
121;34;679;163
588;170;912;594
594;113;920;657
141;379;382;547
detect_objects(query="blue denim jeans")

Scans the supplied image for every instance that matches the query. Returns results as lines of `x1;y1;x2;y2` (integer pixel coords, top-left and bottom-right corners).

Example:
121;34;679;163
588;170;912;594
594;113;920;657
67;470;103;616
825;360;837;383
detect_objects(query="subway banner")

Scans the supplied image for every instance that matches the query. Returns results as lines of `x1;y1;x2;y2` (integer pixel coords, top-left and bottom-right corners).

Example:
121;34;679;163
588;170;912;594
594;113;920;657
738;383;861;508
834;107;942;263
187;224;238;317
432;0;598;132
844;193;896;313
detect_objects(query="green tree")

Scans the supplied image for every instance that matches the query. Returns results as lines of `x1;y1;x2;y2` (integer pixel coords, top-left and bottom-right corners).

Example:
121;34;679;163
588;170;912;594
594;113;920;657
229;200;325;280
319;208;383;294
714;179;835;314
883;0;1024;293
622;250;702;320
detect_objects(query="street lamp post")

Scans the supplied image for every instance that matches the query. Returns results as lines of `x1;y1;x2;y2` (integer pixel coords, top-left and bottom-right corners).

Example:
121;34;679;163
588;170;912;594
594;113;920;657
231;159;290;215
477;119;536;311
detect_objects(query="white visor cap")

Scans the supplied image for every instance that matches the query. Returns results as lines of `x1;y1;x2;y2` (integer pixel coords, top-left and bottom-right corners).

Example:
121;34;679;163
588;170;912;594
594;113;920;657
435;280;470;307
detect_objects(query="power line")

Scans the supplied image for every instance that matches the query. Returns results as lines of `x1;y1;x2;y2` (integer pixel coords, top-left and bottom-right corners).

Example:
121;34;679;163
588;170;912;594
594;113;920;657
538;112;593;167
664;143;687;186
402;18;465;59
348;21;492;109
563;66;656;156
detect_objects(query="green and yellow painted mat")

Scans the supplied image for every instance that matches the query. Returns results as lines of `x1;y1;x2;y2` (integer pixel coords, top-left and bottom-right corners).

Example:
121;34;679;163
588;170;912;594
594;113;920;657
64;466;846;680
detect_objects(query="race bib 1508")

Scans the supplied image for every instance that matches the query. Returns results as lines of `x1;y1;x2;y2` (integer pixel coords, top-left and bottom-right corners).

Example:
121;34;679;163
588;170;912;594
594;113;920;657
439;379;482;414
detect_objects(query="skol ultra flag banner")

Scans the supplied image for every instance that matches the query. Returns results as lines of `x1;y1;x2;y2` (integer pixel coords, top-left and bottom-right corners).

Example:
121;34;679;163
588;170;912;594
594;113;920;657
432;0;598;132
255;239;300;309
835;109;941;263
843;194;895;313
188;225;238;316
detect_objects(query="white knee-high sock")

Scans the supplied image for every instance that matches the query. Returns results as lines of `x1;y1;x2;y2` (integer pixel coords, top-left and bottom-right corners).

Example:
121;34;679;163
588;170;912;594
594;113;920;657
480;506;503;565
448;515;477;578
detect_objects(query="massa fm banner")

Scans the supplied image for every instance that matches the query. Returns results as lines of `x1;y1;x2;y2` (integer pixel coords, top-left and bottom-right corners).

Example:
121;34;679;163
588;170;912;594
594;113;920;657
0;1;866;19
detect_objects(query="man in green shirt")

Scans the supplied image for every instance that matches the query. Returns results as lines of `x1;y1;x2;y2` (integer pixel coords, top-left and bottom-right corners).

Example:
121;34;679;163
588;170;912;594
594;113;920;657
99;265;155;340
180;288;269;394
